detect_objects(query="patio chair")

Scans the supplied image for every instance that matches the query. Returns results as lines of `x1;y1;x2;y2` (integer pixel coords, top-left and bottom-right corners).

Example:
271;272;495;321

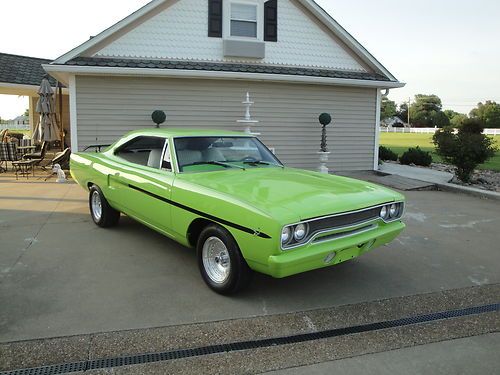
0;129;8;143
0;141;21;172
43;148;71;181
49;148;71;170
23;141;48;161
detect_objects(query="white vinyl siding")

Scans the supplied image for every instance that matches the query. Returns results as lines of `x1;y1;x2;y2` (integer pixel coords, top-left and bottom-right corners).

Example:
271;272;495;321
75;76;377;171
94;0;366;72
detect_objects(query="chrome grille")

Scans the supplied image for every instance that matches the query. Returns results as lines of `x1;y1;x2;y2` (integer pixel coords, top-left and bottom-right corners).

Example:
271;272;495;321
307;207;380;234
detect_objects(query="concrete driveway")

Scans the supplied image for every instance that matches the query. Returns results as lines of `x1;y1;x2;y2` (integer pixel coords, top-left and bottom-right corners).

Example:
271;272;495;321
0;174;499;373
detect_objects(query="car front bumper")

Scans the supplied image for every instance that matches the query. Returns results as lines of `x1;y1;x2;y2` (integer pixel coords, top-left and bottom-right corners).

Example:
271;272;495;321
265;220;405;278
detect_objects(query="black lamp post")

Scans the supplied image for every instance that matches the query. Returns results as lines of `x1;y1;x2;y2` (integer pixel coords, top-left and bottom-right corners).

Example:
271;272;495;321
319;112;332;152
151;110;167;128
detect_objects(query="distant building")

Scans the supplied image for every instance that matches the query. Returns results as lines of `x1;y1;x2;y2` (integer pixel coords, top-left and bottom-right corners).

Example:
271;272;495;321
9;115;29;126
381;116;406;128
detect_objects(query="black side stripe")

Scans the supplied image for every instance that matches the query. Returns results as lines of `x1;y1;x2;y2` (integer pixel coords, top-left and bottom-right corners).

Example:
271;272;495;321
128;184;272;239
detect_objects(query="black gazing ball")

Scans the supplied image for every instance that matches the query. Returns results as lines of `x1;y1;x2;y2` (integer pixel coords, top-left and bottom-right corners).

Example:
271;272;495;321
151;110;167;125
319;113;332;126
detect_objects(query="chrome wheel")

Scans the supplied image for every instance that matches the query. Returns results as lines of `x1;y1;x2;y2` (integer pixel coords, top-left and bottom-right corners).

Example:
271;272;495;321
202;236;231;284
91;190;102;222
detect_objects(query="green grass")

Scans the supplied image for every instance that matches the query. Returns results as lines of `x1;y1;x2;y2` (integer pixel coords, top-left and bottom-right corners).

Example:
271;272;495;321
380;133;500;172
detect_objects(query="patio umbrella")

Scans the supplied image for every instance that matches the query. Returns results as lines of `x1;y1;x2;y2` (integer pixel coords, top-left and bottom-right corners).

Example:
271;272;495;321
33;76;60;142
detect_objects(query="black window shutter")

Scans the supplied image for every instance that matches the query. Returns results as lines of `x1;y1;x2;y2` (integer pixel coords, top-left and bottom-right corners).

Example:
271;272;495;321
208;0;223;38
264;0;278;42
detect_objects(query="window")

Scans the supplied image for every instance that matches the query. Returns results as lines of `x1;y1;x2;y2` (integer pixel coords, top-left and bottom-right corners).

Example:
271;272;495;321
230;3;258;38
115;136;167;169
174;136;282;172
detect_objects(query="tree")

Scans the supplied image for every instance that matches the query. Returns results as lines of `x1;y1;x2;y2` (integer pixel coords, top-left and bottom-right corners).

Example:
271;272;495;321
409;94;449;128
396;102;409;123
469;101;500;128
380;97;397;121
23;108;29;117
433;119;497;182
432;111;450;128
450;113;468;128
444;110;459;121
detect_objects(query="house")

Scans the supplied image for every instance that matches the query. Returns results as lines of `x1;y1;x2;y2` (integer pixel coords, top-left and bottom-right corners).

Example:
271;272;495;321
381;116;406;128
44;0;404;171
0;52;70;141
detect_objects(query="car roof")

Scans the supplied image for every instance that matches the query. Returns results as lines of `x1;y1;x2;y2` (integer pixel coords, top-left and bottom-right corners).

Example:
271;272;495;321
125;128;252;138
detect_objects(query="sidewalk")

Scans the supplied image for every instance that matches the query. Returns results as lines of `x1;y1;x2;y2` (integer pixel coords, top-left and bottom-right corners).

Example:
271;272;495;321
379;163;453;184
379;162;500;200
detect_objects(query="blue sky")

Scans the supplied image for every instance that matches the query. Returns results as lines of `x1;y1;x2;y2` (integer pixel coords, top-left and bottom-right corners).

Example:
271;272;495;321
1;0;499;119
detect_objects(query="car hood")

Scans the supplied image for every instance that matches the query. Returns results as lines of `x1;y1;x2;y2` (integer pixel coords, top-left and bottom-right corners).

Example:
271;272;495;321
177;167;403;223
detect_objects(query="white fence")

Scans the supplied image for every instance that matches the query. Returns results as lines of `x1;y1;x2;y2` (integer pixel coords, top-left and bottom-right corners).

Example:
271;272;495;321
0;123;30;131
380;127;500;135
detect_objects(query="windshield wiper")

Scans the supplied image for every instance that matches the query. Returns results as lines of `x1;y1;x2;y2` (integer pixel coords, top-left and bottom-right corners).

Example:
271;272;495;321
243;160;283;168
186;161;245;170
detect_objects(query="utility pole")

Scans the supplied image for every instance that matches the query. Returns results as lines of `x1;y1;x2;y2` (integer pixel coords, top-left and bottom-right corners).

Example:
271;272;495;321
407;97;411;126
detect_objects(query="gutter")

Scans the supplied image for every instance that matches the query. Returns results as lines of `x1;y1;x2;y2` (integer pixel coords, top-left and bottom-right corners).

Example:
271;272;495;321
42;64;406;89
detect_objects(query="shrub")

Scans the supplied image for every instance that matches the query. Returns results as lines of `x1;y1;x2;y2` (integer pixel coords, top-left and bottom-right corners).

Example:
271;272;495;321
433;119;498;182
379;146;398;161
399;146;432;167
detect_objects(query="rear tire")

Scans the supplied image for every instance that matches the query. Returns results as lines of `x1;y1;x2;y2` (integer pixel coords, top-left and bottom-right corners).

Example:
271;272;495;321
89;185;120;228
197;224;253;295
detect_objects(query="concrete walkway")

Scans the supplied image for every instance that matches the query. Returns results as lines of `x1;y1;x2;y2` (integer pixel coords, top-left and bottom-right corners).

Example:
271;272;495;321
379;162;453;184
379;163;500;200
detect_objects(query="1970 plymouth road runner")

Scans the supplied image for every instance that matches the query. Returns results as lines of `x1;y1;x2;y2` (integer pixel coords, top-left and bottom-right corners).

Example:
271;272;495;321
71;129;405;294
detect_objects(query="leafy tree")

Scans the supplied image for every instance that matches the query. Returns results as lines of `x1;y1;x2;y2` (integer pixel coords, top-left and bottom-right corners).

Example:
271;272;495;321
432;111;450;128
443;109;467;127
23;108;29;117
380;97;397;121
444;110;459;121
469;101;500;128
409;94;449;128
433;119;498;182
450;113;468;128
396;103;408;123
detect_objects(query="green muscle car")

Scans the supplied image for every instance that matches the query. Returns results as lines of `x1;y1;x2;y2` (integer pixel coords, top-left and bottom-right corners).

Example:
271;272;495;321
71;128;405;294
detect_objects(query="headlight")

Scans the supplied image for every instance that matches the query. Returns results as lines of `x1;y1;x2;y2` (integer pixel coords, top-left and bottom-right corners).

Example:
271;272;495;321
389;203;397;217
380;206;388;219
281;227;292;244
294;223;308;241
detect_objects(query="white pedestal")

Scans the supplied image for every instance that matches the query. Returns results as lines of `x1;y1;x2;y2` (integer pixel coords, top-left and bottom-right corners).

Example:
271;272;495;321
317;151;331;174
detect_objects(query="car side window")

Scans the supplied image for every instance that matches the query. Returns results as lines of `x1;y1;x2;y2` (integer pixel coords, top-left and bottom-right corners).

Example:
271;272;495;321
115;136;166;168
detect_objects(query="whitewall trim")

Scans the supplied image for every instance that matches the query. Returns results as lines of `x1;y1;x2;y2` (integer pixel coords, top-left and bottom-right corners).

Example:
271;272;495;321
374;89;381;170
68;75;78;151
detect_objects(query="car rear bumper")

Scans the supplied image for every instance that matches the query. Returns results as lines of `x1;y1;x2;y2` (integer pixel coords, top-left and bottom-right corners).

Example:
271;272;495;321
265;221;405;278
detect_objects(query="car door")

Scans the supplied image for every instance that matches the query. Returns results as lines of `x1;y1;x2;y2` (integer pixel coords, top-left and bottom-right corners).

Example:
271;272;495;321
107;136;175;236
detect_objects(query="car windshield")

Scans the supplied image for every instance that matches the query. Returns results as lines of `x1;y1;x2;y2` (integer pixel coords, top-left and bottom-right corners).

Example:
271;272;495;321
174;136;283;172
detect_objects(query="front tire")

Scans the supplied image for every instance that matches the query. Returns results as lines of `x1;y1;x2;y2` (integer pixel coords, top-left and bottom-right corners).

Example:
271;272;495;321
89;185;120;228
197;224;253;295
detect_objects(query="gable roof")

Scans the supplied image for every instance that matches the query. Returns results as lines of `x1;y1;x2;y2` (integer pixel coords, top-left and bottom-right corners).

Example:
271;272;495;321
47;0;403;87
0;52;55;87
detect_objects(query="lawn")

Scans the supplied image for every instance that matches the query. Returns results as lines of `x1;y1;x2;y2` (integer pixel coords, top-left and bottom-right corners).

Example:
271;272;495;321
380;133;500;172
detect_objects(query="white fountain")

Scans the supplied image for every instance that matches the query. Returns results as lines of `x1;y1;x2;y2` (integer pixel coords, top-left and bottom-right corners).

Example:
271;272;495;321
237;92;260;135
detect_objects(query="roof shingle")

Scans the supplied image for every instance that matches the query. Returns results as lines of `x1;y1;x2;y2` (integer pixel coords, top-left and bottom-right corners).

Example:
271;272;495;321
61;57;390;82
0;52;56;87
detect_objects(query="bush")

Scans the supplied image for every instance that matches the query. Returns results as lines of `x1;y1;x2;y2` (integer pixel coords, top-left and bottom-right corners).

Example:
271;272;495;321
399;146;432;167
379;146;398;161
433;119;498;182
